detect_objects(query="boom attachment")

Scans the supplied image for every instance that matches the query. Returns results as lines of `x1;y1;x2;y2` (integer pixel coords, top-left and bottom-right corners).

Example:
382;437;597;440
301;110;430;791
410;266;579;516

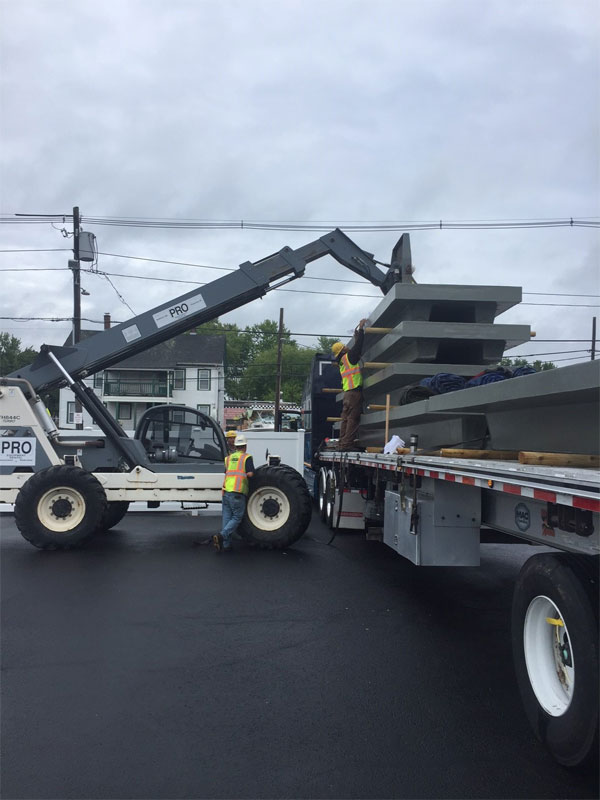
8;229;407;393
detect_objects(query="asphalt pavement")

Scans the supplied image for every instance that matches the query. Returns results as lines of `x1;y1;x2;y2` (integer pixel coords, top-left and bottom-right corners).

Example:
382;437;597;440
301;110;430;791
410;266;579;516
1;507;598;800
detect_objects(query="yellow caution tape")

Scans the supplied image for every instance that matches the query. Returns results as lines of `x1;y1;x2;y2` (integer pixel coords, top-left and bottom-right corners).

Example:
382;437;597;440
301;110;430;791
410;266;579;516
545;617;564;627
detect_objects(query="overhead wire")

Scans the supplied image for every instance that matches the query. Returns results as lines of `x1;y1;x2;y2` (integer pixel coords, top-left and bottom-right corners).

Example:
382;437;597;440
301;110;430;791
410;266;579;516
2;214;599;230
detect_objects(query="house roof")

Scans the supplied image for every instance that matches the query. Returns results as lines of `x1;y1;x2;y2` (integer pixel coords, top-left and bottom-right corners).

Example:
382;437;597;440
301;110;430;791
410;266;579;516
66;330;225;369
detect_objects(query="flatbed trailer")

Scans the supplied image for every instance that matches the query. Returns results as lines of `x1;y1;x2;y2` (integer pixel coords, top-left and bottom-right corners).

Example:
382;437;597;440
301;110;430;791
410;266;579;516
308;448;599;768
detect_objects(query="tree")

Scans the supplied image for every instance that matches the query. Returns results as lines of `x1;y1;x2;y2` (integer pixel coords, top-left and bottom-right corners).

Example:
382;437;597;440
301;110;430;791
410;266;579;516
235;343;316;404
0;332;59;416
194;318;294;398
0;332;38;374
501;357;555;372
317;335;339;355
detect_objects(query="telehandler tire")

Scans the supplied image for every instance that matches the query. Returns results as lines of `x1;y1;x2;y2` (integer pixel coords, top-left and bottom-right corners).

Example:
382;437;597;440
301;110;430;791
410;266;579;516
96;501;130;532
239;465;311;549
14;465;107;550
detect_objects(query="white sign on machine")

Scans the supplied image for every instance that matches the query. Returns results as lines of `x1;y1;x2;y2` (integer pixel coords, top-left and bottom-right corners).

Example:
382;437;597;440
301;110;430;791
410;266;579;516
153;292;207;329
0;437;37;465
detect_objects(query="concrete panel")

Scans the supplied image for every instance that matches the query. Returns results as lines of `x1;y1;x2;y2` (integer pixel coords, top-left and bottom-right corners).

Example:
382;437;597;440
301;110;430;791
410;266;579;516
366;283;522;329
361;321;531;365
359;415;488;451
362;362;488;399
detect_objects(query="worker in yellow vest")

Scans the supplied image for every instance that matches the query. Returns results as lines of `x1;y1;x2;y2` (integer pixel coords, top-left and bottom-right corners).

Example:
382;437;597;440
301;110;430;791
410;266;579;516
213;433;254;552
331;318;368;451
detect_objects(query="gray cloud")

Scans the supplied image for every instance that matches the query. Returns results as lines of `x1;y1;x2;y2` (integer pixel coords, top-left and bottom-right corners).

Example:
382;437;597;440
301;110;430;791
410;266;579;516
1;0;598;366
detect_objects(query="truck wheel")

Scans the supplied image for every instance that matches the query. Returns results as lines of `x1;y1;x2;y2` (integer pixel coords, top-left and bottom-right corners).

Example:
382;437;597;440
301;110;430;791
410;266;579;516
511;552;599;768
318;468;328;521
14;465;107;550
239;465;312;549
97;501;130;532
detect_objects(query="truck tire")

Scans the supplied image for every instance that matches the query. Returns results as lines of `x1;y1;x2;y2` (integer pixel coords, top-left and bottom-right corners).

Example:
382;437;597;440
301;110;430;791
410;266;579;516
511;552;599;768
239;465;312;549
14;465;107;550
97;501;130;532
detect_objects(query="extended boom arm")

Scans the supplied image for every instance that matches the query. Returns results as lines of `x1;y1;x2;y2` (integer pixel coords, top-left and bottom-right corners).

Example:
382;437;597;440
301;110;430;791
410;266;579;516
9;228;406;393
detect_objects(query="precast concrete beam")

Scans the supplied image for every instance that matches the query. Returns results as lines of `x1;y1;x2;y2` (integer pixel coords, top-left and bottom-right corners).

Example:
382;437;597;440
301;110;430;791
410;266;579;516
360;321;531;365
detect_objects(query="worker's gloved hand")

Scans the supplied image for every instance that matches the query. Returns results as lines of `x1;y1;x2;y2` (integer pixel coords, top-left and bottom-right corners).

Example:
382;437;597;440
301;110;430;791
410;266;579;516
357;318;368;330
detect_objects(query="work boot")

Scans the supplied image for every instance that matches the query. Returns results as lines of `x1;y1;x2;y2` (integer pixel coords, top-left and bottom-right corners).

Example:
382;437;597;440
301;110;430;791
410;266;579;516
212;533;224;553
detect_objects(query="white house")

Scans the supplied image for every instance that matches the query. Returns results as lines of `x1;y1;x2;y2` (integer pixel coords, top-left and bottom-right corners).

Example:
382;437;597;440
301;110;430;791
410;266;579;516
58;330;226;431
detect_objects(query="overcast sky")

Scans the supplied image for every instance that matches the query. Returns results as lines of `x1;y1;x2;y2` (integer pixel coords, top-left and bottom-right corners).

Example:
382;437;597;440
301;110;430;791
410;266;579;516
1;0;598;369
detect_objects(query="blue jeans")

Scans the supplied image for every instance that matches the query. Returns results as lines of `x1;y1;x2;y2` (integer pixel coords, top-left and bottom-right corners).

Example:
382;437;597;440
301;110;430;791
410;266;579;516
220;492;247;547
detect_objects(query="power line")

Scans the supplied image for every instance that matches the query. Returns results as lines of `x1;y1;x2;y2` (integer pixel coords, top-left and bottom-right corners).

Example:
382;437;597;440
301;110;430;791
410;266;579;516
3;214;599;231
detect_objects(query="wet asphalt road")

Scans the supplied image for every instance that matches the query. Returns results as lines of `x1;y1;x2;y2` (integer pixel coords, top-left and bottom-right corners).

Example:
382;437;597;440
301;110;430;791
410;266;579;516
1;508;598;800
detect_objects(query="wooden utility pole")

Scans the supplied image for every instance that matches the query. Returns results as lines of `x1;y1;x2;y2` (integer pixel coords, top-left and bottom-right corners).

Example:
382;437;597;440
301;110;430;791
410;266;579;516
70;206;83;430
592;317;596;361
274;308;284;432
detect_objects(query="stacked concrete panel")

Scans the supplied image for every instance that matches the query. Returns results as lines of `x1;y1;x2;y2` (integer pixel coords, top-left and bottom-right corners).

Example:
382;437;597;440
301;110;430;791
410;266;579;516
345;280;599;453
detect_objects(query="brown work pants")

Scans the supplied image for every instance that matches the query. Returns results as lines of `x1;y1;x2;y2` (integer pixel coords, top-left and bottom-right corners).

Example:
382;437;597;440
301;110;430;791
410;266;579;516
338;389;363;450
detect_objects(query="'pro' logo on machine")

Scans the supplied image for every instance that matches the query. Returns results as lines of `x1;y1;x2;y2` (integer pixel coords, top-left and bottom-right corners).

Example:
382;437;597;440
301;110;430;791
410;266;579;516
0;437;37;465
153;292;207;329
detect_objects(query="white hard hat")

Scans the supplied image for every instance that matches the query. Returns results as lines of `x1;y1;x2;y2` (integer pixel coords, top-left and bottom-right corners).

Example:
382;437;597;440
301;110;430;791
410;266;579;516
234;434;247;446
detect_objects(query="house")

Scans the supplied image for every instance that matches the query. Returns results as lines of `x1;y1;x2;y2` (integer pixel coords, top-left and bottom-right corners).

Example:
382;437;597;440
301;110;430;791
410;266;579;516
59;327;226;431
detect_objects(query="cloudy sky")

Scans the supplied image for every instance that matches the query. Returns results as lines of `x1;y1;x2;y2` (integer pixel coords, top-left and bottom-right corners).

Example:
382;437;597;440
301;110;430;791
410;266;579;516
1;0;598;368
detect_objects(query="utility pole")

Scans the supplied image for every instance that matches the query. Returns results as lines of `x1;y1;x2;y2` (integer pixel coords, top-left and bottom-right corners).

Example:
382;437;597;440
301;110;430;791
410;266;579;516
592;317;597;361
69;206;83;429
274;308;284;432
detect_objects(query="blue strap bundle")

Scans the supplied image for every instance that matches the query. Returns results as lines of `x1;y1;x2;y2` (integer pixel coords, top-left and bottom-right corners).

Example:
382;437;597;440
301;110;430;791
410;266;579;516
512;366;537;377
466;372;508;387
419;373;466;394
398;384;435;405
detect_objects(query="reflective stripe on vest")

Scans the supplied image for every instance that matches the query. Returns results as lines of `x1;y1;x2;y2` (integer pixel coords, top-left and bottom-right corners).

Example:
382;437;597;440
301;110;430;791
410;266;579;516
339;353;362;391
223;451;250;495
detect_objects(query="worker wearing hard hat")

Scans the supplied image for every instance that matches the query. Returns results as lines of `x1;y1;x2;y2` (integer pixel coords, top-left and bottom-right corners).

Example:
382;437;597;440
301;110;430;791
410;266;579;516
331;318;368;451
225;429;237;453
213;433;254;553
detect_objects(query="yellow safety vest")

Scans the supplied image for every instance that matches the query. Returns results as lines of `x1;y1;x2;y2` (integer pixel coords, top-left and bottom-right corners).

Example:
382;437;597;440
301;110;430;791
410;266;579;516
339;353;362;391
223;451;251;495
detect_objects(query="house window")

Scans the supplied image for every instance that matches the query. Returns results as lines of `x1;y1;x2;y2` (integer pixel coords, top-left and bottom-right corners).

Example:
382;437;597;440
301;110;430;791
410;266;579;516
172;409;185;423
118;403;132;420
94;371;103;389
67;401;75;424
174;369;185;390
197;369;211;391
196;404;210;416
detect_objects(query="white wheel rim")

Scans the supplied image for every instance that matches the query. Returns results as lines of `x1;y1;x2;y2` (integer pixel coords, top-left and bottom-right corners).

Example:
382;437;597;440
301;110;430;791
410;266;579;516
37;487;86;533
247;486;291;532
318;470;327;513
523;594;575;716
326;473;336;521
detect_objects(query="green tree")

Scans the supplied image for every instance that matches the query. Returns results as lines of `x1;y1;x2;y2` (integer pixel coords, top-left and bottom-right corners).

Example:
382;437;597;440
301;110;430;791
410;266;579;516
0;332;38;374
317;335;339;355
235;343;316;404
0;332;59;416
501;357;555;372
195;318;295;398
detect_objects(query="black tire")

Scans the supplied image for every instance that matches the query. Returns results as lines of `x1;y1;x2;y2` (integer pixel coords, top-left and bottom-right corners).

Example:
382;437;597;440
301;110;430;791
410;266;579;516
97;501;130;532
14;465;107;550
511;552;599;768
238;465;312;549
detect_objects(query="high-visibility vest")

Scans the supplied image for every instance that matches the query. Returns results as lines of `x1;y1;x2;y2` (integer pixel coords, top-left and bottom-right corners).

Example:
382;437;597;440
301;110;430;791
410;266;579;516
223;451;251;495
339;353;362;391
